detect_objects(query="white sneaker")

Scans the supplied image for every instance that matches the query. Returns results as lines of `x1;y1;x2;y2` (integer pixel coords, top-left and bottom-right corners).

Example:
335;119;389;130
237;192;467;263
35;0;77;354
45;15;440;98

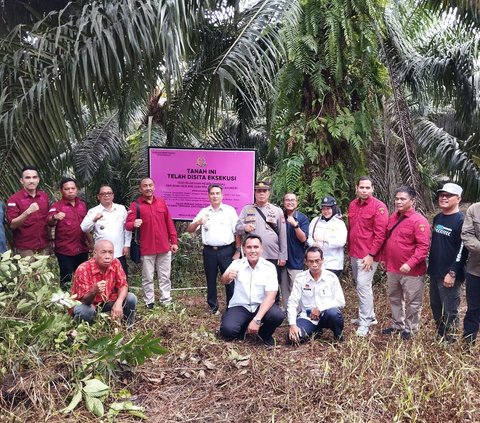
351;318;378;326
356;326;369;337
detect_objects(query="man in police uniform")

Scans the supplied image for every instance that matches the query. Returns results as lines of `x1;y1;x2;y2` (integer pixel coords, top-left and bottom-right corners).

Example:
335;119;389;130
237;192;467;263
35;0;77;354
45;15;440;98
236;181;287;292
187;183;241;314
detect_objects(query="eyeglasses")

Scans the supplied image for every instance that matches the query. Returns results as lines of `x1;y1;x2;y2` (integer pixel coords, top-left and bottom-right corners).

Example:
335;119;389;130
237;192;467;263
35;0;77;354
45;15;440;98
284;199;297;203
438;193;456;199
99;192;114;196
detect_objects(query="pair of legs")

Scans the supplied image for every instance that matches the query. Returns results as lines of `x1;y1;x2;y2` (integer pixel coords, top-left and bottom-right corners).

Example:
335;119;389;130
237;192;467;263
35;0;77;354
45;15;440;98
350;258;378;328
203;244;234;312
266;259;283;304
295;308;344;340
463;272;480;343
386;272;424;334
280;267;302;311
117;255;128;277
56;252;89;289
73;292;137;326
429;275;462;338
220;305;285;341
141;252;172;305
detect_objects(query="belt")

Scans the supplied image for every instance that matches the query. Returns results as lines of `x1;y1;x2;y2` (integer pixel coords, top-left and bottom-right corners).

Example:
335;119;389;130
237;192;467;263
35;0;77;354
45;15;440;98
203;243;234;251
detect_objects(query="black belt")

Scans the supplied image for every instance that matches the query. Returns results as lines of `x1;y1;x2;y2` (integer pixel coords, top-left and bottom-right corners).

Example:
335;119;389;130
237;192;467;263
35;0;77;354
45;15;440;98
203;243;234;251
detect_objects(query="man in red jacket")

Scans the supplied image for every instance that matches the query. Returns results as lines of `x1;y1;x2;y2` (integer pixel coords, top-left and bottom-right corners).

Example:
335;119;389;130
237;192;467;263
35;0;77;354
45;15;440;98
48;177;90;289
125;178;178;309
348;176;388;337
7;166;50;257
382;186;431;340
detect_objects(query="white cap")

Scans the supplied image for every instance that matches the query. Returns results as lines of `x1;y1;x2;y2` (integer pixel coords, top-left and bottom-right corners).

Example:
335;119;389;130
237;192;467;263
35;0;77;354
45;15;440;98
437;183;463;196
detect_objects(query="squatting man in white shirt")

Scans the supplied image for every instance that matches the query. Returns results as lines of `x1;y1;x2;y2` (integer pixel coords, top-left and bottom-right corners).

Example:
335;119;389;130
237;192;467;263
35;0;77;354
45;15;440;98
219;235;285;348
288;246;345;343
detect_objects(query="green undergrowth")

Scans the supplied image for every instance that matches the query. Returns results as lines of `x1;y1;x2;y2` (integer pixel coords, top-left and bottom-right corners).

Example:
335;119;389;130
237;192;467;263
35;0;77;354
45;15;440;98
0;251;166;421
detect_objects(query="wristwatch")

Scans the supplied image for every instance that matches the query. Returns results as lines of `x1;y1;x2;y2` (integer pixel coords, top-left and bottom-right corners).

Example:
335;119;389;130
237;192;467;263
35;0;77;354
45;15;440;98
254;319;263;326
448;270;457;278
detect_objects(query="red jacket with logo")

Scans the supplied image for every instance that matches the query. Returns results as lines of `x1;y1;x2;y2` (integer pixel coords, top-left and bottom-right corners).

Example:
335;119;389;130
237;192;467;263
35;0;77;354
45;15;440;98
384;208;431;276
347;196;388;260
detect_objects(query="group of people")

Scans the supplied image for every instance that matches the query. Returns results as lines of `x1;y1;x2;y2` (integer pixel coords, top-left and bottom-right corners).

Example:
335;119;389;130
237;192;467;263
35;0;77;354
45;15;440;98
3;166;179;326
3;166;480;347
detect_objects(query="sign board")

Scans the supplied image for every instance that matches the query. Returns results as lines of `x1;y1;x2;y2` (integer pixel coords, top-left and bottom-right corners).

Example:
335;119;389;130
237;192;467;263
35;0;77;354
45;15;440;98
149;147;256;220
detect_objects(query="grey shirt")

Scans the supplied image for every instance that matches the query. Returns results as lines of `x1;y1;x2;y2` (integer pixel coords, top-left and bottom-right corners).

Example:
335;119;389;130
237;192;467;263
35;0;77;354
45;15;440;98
236;203;287;261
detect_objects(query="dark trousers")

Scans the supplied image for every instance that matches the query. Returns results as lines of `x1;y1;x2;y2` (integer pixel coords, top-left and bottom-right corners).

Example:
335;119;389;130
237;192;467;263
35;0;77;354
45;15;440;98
429;275;462;337
118;255;128;277
266;259;282;303
296;308;344;340
464;273;480;342
220;304;285;340
203;244;235;311
56;252;89;289
327;269;343;278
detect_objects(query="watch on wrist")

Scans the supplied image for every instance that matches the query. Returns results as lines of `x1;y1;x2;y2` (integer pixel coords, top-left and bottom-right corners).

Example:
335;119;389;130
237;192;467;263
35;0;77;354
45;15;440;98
254;319;263;326
235;247;241;253
448;270;457;278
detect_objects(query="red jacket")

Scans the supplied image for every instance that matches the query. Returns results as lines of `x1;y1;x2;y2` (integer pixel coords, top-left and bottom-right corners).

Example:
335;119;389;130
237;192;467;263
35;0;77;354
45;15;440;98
384;208;430;276
125;196;178;256
7;189;50;250
48;198;89;256
347;196;388;260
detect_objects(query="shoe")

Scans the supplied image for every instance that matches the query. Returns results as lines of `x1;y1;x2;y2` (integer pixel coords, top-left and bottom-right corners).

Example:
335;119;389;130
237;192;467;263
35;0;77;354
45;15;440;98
400;331;412;341
160;299;172;307
210;308;220;316
351;318;378;326
146;303;154;310
356;326;369;337
381;327;400;335
257;334;276;349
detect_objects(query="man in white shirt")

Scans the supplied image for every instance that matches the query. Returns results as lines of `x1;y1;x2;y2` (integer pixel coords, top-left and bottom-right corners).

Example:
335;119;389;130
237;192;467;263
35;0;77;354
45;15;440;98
288;246;345;343
81;185;132;275
187;184;241;314
220;235;285;348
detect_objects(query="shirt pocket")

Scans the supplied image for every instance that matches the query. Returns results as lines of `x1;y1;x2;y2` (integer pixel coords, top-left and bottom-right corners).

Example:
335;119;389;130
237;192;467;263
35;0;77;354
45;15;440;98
253;280;267;298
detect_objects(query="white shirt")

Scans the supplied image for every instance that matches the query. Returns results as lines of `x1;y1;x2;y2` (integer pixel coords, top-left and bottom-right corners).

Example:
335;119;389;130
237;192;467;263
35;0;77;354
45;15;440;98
287;269;345;325
307;215;347;270
81;203;132;258
226;257;278;312
193;203;238;246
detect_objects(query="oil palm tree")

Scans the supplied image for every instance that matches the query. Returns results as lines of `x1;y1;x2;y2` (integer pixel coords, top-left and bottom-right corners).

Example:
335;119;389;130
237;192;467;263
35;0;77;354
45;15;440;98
0;0;299;199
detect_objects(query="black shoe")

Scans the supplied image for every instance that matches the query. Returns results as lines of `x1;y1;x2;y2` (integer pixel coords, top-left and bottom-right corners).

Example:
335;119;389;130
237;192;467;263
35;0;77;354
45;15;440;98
400;331;412;341
210;308;220;315
146;303;154;310
382;327;400;335
258;334;276;349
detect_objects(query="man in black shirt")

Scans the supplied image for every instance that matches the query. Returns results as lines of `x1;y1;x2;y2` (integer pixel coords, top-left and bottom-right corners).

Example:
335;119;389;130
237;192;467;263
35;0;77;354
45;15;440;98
428;183;468;341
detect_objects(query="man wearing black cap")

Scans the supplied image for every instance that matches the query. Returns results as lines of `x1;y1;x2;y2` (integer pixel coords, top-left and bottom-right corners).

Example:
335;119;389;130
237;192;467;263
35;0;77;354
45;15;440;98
236;181;287;290
428;183;467;342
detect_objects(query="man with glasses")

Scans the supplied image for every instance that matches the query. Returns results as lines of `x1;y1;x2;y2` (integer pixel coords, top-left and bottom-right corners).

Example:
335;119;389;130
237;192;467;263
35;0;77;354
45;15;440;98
382;186;430;340
427;183;467;342
81;185;132;275
281;192;309;310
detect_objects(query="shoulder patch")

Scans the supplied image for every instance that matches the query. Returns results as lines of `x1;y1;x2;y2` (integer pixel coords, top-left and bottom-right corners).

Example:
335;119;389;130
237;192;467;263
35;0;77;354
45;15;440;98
378;207;385;215
7;203;16;207
419;224;426;232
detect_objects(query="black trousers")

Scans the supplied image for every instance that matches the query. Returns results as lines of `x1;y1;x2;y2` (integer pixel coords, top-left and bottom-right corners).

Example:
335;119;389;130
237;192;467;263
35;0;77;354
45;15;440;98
118;255;128;277
203;244;235;311
56;252;89;289
220;304;285;340
266;259;282;303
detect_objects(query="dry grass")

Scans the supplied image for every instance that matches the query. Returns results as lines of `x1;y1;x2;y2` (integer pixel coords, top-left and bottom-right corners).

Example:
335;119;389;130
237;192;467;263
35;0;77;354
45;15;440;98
2;271;480;423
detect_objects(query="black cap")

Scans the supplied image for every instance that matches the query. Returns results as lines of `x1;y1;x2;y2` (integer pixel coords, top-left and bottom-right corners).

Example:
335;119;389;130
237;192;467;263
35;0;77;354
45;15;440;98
320;196;336;207
254;181;271;190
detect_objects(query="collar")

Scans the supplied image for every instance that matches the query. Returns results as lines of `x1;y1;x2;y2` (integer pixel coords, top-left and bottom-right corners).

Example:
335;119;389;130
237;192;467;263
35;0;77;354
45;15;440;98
59;197;80;206
396;208;415;219
355;196;373;206
139;195;156;204
207;203;224;212
21;189;40;199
